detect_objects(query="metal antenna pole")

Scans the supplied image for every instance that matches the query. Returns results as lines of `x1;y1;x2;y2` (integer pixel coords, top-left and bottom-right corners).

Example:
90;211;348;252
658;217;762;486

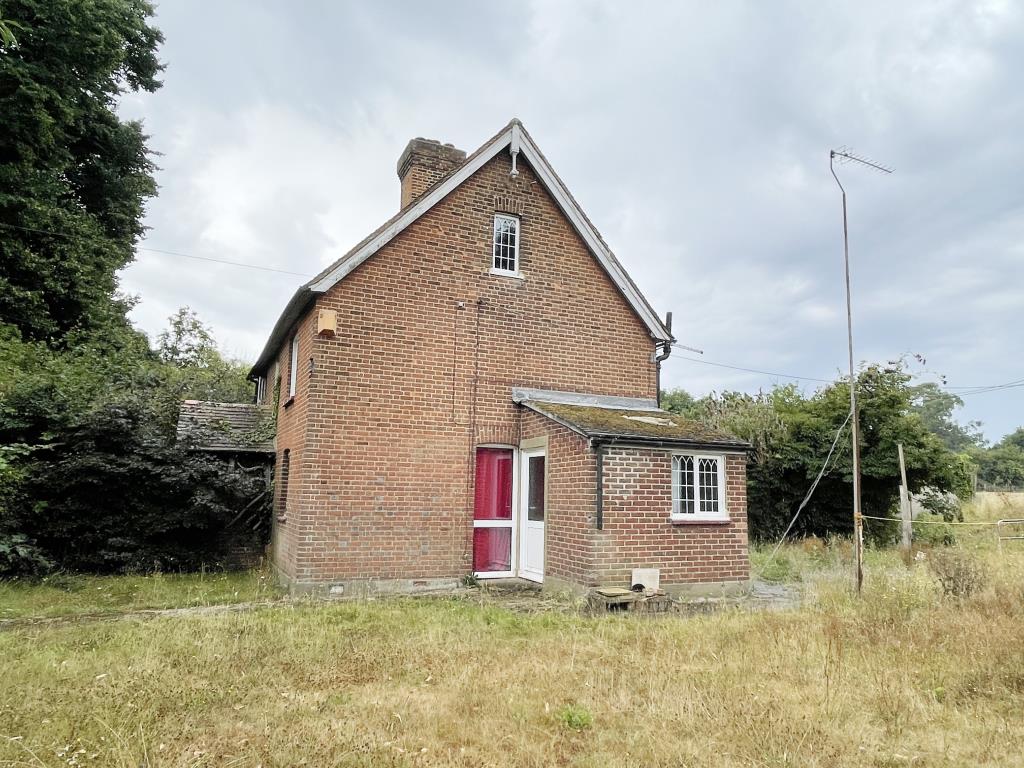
829;147;892;595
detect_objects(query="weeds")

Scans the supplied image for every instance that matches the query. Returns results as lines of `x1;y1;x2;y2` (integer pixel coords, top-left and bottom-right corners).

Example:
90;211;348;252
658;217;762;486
928;550;987;598
555;703;594;731
0;494;1022;766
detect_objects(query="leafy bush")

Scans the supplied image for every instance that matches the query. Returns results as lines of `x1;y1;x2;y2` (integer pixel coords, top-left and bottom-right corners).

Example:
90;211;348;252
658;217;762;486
0;444;52;574
556;703;593;731
664;364;974;541
919;488;960;522
0;313;267;577
912;513;957;547
928;550;986;598
11;399;270;574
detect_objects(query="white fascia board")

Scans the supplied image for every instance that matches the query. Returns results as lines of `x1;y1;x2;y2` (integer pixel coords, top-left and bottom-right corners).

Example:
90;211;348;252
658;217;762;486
308;127;515;293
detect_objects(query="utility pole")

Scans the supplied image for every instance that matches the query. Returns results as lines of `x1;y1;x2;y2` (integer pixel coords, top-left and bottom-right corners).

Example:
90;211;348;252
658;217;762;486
829;147;892;594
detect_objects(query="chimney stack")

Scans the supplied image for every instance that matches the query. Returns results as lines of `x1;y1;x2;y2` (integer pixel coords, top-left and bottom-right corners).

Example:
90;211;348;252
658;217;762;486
397;138;466;209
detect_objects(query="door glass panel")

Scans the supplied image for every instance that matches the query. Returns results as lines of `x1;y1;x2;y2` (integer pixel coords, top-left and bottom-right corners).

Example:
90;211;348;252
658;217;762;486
473;528;511;572
474;448;513;520
527;455;545;522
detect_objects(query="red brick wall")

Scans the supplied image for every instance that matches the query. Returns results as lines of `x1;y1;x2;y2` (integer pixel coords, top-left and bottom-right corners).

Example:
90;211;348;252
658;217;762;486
270;150;659;585
268;309;317;581
595;450;749;587
519;409;597;586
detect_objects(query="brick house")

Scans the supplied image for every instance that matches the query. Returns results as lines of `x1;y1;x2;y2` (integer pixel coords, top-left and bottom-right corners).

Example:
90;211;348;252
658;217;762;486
249;119;751;596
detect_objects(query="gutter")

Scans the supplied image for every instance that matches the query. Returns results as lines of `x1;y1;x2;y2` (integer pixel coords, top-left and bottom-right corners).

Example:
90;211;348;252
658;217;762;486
654;312;673;408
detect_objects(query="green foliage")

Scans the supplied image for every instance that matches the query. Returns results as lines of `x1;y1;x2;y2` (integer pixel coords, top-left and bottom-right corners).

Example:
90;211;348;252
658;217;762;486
555;703;593;731
17;397;268;572
0;444;51;574
0;16;24;48
0;0;163;341
0;311;262;576
0;5;268;577
971;429;1024;490
912;513;957;547
908;383;985;452
151;308;253;427
660;388;700;418
662;364;969;542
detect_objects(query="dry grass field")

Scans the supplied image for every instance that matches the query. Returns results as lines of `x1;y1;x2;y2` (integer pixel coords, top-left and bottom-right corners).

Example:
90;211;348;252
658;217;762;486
0;569;281;622
2;493;1023;767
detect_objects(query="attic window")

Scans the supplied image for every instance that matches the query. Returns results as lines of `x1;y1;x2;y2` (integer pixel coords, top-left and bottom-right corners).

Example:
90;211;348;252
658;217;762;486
491;214;520;276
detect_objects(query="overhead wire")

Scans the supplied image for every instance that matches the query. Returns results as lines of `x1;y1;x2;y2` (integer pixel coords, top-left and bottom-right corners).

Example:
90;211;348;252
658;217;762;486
2;221;1019;396
0;221;314;277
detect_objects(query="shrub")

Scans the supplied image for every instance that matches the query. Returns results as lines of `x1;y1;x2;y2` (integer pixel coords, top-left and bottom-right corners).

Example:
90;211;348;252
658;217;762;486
7;400;270;575
928;550;986;598
912;513;957;547
556;704;594;731
919;488;961;521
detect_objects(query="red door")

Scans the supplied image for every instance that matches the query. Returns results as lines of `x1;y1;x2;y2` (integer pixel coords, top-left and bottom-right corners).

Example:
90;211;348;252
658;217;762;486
473;447;513;573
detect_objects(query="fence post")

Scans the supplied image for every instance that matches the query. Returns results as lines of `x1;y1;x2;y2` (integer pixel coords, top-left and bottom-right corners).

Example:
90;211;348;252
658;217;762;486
898;443;911;553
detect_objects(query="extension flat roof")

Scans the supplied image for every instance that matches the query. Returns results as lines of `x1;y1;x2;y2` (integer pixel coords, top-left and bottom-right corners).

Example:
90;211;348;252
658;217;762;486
518;399;749;451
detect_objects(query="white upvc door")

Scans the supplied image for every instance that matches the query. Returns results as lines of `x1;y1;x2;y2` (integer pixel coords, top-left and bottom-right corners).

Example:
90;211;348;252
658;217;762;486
518;448;546;582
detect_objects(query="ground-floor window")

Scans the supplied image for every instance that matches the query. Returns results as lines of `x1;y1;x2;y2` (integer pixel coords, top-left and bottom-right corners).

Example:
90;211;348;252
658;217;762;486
671;453;727;521
473;447;513;572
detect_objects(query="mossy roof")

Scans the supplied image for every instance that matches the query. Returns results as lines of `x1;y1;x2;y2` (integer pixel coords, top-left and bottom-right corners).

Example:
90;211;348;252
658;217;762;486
176;401;275;453
522;401;749;450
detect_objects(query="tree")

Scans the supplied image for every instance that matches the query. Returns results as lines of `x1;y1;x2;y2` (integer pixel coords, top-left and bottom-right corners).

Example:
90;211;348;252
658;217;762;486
0;0;163;342
661;388;700;418
999;428;1024;452
0;308;263;576
669;365;969;541
151;307;253;432
972;428;1024;490
908;383;985;451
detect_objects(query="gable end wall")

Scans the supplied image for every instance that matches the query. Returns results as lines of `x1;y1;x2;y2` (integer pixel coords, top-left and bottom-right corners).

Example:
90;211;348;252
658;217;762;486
269;150;661;586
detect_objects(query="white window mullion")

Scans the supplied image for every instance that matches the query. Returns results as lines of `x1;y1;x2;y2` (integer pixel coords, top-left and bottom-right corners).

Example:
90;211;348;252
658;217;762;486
491;214;520;276
671;452;727;522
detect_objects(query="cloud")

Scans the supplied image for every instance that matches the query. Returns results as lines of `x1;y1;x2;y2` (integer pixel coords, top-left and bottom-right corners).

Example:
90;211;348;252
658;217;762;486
117;1;1024;440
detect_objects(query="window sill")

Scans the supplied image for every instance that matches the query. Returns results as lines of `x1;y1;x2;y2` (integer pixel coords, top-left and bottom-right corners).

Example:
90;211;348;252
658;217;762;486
276;515;288;524
670;516;731;525
282;396;295;409
489;267;525;280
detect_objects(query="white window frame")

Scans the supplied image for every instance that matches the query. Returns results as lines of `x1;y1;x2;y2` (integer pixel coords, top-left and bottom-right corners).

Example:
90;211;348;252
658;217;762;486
489;213;522;278
255;375;266;404
288;335;298;397
671;451;728;522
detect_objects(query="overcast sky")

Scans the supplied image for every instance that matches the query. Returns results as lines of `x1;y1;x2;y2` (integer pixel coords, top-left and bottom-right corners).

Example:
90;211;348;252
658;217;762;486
118;1;1023;442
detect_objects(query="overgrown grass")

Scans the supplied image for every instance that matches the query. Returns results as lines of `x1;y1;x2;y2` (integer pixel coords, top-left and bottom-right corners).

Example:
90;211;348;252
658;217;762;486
1;494;1023;766
0;568;281;620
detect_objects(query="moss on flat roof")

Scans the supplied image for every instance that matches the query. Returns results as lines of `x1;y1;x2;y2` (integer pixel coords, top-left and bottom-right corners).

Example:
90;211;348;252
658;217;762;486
526;402;748;449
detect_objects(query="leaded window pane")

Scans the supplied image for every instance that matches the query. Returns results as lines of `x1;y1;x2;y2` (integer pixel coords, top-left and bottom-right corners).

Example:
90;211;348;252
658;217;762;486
492;214;519;272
